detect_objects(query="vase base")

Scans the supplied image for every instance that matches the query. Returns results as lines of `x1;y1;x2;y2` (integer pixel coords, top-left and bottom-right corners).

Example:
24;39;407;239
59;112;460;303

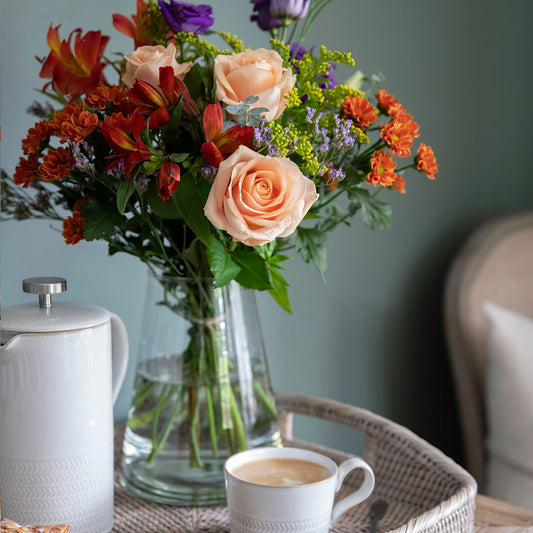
118;458;227;506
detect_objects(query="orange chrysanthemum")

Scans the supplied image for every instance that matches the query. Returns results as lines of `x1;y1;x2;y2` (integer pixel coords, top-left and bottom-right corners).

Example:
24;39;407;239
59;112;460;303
13;154;40;187
73;195;90;217
101;111;133;133
367;150;398;188
416;143;439;180
62;215;85;245
38;147;76;182
85;84;130;110
380;116;420;157
22;120;51;155
393;175;406;194
375;89;399;114
62;196;89;245
49;103;84;136
341;95;378;129
60;109;99;142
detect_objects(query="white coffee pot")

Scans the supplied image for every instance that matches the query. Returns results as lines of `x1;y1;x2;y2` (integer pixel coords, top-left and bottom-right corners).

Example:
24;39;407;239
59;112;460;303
0;277;129;533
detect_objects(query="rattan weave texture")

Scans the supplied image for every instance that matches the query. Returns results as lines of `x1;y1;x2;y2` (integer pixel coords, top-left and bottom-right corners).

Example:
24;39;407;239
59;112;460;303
112;394;477;533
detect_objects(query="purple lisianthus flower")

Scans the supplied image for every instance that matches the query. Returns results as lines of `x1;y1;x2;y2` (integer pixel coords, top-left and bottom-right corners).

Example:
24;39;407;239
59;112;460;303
250;0;282;31
158;0;214;35
270;0;310;19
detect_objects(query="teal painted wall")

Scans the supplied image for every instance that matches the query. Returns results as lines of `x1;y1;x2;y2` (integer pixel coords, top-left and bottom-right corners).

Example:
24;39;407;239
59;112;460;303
1;0;532;466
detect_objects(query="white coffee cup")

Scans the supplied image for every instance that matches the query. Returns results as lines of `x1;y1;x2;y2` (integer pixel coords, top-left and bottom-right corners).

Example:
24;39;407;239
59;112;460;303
224;447;375;533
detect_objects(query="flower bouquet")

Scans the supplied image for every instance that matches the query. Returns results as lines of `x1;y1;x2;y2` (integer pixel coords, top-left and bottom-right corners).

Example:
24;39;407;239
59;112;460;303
1;0;438;505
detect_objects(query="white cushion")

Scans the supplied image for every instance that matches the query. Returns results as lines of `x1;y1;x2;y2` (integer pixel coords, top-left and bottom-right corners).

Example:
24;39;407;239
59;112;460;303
483;301;533;510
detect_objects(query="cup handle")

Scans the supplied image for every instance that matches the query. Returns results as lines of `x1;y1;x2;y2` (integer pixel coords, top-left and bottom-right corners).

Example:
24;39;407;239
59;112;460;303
110;312;129;406
331;457;375;523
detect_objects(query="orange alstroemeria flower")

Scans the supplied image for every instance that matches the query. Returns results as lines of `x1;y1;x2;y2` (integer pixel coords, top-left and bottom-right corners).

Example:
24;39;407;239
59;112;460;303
366;150;398;188
416;143;439;180
113;0;154;48
40;25;109;97
157;160;181;202
200;103;254;167
128;66;199;129
100;110;152;177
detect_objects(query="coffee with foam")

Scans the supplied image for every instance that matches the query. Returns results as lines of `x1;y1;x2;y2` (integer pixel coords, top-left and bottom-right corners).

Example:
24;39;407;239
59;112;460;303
232;457;331;487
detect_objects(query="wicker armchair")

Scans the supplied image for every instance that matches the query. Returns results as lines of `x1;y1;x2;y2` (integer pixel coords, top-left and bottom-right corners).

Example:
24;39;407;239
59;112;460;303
444;212;533;489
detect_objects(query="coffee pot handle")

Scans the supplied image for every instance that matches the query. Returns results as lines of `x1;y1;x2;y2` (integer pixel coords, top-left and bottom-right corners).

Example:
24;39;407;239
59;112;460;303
331;457;375;522
110;313;129;406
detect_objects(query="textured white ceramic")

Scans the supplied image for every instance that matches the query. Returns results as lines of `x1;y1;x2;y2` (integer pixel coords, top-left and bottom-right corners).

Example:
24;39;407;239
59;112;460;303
0;312;128;533
225;447;374;533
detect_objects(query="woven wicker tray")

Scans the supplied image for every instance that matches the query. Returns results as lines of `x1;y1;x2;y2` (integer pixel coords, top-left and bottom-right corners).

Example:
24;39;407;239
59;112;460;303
113;393;477;532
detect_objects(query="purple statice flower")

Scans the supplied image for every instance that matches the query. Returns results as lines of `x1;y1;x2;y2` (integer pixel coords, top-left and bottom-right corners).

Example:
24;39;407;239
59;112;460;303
253;119;280;156
134;174;151;193
270;0;310;19
250;0;282;31
69;142;95;172
200;165;218;182
14;200;31;221
107;161;126;180
325;166;345;186
331;116;357;151
158;0;214;35
26;100;54;118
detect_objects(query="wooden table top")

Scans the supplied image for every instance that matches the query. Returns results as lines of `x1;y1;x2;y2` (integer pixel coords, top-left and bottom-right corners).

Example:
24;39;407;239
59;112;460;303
475;494;533;528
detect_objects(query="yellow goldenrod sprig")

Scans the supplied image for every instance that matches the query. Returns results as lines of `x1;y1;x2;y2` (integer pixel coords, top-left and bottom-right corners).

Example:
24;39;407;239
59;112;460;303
324;84;365;108
218;32;244;53
174;32;221;61
270;38;291;63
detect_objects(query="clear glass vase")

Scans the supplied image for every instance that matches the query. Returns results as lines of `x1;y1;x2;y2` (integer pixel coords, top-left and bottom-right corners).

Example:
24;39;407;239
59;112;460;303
119;273;281;506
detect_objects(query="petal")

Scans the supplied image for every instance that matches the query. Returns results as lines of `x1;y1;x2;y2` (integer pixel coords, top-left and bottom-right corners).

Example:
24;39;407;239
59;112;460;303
217;125;254;155
203;104;223;142
158;66;176;103
201;141;224;167
113;13;137;39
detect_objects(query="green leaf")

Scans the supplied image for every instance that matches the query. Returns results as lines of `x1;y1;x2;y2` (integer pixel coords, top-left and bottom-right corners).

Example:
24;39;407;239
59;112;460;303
232;250;272;290
142;157;161;176
171;172;211;247
206;236;241;287
116;180;135;215
146;181;182;219
169;153;188;164
356;189;392;230
294;227;328;282
268;266;292;313
82;198;123;241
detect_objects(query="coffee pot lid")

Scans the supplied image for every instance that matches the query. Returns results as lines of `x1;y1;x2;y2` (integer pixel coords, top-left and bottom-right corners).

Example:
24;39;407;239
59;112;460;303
1;277;111;335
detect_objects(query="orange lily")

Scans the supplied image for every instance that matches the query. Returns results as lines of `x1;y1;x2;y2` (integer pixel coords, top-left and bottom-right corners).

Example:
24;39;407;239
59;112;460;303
40;25;109;97
100;109;152;177
200;103;254;167
157;160;181;201
113;0;154;48
128;66;199;128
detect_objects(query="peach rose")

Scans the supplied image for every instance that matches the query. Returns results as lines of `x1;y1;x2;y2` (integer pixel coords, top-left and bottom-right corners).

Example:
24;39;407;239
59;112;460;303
204;145;318;246
122;44;193;89
214;48;296;122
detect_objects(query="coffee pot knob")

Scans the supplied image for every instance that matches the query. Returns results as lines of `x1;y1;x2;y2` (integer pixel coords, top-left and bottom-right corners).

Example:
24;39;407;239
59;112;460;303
22;277;67;309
